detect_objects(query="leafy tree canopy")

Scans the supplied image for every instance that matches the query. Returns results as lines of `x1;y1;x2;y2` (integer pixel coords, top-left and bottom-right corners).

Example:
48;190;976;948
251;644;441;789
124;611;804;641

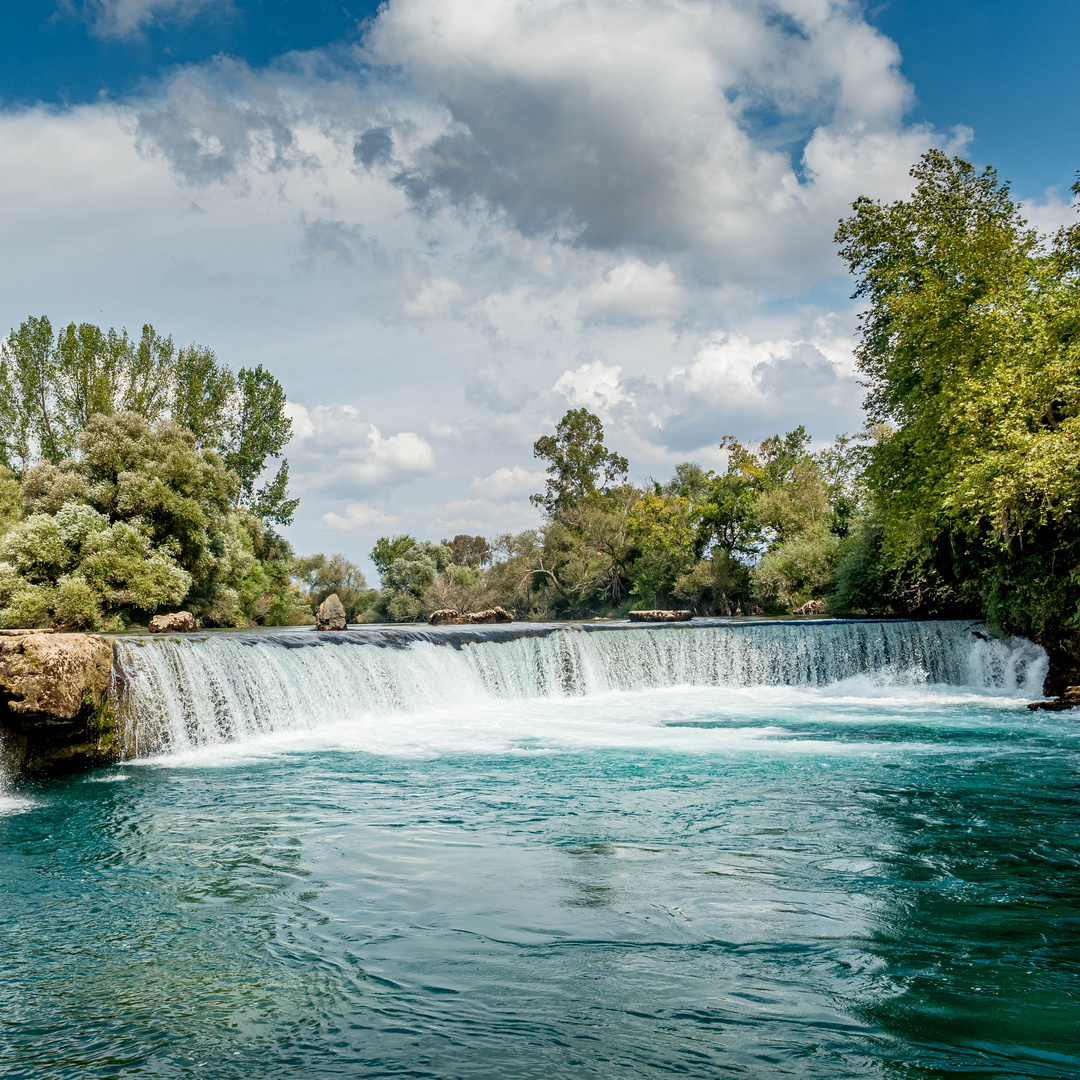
531;408;628;518
0;317;297;526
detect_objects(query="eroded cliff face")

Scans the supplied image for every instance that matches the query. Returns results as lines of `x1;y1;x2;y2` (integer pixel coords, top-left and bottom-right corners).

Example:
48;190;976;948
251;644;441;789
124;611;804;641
0;632;118;776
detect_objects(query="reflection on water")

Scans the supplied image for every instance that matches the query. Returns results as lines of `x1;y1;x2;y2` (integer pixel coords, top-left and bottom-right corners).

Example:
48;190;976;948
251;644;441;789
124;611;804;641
1;684;1078;1078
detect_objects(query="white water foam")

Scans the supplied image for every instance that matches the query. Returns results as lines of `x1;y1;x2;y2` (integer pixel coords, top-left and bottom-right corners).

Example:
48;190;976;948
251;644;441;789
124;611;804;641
112;620;1047;759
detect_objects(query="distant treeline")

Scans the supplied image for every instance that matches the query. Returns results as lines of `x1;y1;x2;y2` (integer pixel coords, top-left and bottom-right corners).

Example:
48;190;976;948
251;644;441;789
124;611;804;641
340;152;1080;664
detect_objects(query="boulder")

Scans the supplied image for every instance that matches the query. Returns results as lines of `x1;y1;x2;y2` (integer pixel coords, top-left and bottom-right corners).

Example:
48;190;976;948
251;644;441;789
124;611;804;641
149;611;198;633
428;607;514;626
628;610;694;623
429;609;464;626
465;607;514;624
0;632;117;776
316;593;348;631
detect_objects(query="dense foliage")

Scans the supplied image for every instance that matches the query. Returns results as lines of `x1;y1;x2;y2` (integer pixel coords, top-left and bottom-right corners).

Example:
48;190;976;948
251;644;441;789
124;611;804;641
0;317;307;629
835;151;1080;653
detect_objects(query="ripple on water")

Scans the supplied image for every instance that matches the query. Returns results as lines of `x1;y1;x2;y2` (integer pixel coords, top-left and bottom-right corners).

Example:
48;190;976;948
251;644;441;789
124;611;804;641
0;681;1077;1079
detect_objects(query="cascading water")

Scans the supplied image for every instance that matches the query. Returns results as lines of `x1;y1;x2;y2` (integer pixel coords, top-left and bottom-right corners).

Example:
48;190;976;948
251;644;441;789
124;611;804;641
111;619;1047;756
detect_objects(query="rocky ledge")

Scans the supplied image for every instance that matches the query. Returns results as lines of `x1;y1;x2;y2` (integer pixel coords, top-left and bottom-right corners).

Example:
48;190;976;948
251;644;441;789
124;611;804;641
628;610;694;623
429;607;514;626
1028;686;1080;712
0;631;118;776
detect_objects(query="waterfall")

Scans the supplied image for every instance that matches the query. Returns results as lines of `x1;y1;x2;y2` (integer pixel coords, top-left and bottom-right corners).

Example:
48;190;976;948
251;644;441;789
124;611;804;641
110;619;1046;756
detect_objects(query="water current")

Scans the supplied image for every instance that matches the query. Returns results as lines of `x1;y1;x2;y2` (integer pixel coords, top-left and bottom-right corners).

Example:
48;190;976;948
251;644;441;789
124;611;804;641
1;619;1078;1078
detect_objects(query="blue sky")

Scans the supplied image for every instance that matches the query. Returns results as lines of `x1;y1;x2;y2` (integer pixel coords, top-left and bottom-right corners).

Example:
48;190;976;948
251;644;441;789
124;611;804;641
0;0;1076;573
5;1;1075;198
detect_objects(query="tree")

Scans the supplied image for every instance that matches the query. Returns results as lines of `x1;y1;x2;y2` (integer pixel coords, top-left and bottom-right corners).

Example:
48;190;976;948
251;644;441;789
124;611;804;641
224;365;298;526
531;408;628;517
0;315;62;469
293;553;375;620
378;542;452;621
371;534;417;578
442;534;493;568
836;151;1080;661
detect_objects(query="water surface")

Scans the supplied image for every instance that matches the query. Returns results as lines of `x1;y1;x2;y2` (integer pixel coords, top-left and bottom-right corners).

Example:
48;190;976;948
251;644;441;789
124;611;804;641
2;628;1078;1078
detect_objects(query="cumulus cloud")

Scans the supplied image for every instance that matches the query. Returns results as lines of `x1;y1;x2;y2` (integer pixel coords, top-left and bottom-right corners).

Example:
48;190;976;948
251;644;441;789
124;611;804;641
135;58;306;185
321;502;400;532
469;466;547;499
581;259;681;325
361;0;947;287
553;361;628;418
286;403;436;495
660;328;861;448
403;278;465;320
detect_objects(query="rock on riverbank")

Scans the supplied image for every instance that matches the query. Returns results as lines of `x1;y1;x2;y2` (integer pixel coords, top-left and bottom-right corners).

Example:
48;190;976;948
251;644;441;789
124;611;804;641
0;632;117;776
628;610;694;622
429;608;514;626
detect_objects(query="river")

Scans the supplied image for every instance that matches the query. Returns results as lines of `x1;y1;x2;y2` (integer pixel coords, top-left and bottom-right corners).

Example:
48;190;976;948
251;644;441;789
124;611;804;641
1;620;1077;1078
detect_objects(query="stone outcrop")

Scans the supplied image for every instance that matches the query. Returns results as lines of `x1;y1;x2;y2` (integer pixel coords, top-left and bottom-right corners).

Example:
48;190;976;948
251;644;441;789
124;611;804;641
0;632;117;776
148;611;198;633
316;593;348;631
1040;636;1080;697
429;607;514;626
1028;686;1080;712
628;610;694;623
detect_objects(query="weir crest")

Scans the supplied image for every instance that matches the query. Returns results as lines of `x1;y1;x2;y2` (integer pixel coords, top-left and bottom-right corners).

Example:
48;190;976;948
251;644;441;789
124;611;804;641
110;619;1047;757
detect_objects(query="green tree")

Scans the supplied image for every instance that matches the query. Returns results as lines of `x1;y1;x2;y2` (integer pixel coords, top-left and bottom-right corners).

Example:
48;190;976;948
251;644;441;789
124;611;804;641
293;552;375;620
379;541;452;621
442;534;493;568
836;151;1080;670
0;315;63;469
531;408;628;517
224;365;298;526
371;534;417;578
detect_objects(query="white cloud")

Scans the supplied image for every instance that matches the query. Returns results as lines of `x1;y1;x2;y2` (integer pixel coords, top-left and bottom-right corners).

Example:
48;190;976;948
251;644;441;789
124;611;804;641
553;361;628;417
469;466;547;499
321;502;400;532
361;0;940;288
72;0;219;39
403;277;465;320
581;259;681;325
286;404;436;494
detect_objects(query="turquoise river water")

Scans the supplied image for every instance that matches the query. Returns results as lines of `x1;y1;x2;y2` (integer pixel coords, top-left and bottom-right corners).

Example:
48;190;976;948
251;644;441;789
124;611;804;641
1;619;1078;1078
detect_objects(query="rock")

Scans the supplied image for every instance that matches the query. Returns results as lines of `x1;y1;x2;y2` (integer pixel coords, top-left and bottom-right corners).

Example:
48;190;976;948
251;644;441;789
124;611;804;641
628;610;694;623
792;599;827;616
316;593;348;631
0;632;117;776
465;607;513;624
1027;686;1080;712
429;609;464;626
428;607;514;626
148;611;198;633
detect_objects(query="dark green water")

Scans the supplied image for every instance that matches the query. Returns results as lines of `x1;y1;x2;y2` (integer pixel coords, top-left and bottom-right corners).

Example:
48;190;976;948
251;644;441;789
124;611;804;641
2;684;1078;1078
